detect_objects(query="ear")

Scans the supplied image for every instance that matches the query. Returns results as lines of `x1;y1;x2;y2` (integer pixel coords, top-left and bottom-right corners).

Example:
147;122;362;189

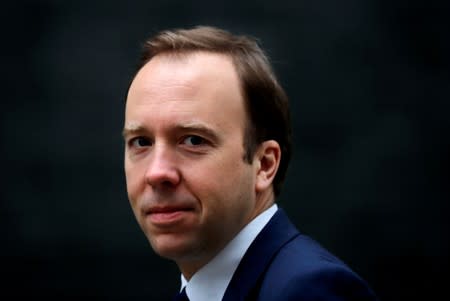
254;140;281;193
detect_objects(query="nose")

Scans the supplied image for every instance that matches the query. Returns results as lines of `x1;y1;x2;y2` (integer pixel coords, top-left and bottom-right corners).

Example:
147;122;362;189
145;145;181;189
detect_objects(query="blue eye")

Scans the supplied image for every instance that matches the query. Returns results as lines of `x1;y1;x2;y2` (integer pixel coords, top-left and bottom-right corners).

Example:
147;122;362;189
130;137;151;147
183;136;205;146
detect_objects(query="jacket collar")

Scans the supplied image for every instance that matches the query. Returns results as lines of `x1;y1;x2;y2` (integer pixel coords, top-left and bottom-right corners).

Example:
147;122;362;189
222;208;300;301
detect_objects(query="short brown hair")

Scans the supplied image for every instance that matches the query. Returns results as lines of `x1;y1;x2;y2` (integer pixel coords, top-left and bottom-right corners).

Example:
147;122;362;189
133;26;292;196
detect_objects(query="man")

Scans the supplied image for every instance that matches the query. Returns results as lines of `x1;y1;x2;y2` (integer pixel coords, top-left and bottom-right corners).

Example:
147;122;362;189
123;26;377;300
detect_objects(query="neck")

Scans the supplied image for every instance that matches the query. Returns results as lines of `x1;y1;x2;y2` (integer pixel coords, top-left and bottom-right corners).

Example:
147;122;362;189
252;188;275;219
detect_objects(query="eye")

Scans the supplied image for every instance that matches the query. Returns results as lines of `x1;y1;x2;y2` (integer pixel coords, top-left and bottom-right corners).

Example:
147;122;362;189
129;137;151;148
182;135;206;146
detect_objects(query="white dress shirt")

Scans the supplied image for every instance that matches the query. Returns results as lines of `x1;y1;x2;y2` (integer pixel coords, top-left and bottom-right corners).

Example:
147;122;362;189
179;204;278;301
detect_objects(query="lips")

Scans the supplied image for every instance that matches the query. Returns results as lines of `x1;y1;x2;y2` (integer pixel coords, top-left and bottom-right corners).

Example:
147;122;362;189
146;206;194;225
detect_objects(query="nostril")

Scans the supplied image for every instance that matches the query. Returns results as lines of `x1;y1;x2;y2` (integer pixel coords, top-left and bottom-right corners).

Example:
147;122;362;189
161;179;176;187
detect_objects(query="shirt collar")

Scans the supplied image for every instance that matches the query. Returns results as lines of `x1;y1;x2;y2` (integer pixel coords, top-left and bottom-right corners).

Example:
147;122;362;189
180;204;278;301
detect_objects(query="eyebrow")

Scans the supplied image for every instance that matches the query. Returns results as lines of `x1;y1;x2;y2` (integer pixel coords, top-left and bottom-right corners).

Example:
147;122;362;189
176;122;220;142
122;124;145;139
122;122;221;142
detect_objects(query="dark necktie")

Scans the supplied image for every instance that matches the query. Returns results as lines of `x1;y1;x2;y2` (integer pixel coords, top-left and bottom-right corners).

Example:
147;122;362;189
172;287;189;301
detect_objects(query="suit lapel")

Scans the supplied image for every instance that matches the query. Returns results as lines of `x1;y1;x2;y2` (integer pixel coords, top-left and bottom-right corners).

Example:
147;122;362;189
222;208;300;301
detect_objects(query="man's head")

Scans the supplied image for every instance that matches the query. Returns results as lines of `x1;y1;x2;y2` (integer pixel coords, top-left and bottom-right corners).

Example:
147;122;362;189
123;26;292;278
136;26;292;196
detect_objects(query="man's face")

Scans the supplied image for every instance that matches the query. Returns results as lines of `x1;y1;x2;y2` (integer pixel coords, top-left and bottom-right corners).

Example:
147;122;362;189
124;52;262;276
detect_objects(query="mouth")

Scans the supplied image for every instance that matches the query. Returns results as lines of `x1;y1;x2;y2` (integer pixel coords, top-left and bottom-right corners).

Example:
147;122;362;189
146;206;195;225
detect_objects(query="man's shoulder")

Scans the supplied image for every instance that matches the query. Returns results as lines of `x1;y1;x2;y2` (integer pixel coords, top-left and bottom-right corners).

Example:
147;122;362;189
224;209;378;300
257;232;378;300
262;232;353;280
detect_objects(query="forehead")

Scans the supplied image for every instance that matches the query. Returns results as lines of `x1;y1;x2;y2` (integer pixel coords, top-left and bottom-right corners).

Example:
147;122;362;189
125;51;246;133
130;52;240;94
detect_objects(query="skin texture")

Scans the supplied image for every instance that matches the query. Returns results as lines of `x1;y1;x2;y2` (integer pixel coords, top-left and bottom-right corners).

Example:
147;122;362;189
124;52;280;279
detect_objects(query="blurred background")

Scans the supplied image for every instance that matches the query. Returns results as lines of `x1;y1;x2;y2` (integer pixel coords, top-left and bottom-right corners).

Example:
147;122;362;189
1;0;449;300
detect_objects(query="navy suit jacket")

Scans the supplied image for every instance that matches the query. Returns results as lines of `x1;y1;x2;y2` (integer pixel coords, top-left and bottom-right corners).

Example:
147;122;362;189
222;209;378;301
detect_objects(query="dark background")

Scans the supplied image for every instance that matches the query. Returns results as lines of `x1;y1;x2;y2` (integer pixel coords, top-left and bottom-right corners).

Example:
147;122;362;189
1;0;449;300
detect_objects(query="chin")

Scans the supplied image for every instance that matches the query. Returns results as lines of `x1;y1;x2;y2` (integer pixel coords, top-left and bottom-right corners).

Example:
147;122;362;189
150;236;198;261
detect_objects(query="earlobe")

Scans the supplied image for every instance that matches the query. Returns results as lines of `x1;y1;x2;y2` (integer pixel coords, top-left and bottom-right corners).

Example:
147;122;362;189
255;140;281;193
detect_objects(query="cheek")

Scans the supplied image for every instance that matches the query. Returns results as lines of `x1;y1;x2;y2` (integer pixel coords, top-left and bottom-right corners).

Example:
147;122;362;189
187;157;255;211
189;156;246;191
124;163;145;204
